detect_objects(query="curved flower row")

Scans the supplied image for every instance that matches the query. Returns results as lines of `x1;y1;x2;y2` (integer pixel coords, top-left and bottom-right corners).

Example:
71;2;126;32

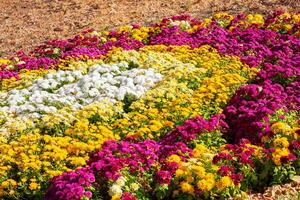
0;62;162;121
0;44;256;198
45;112;299;200
0;11;298;86
0;11;299;199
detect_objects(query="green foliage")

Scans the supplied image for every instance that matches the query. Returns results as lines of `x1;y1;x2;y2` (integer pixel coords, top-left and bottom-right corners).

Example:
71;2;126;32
122;93;137;113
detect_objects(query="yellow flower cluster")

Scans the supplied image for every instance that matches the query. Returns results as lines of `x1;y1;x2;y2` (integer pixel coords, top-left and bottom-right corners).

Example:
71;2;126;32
267;114;299;165
202;13;264;29
117;25;153;42
215;176;234;190
0;59;11;65
266;13;300;35
201;12;299;34
209;12;299;35
171;144;235;197
245;14;264;26
104;45;258;140
0;179;17;197
271;122;293;136
1;69;51;91
212;12;234;27
0;101;121;196
261;110;299;143
273;137;290;148
272;137;291;165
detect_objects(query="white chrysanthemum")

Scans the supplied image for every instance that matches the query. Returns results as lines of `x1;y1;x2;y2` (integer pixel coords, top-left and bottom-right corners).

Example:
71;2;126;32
0;62;163;120
88;88;100;97
40;81;50;89
170;19;191;30
130;183;139;191
116;176;126;187
108;184;122;197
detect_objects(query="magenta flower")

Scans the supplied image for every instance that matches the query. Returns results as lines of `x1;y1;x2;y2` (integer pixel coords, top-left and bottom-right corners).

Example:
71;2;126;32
122;192;137;200
155;170;172;185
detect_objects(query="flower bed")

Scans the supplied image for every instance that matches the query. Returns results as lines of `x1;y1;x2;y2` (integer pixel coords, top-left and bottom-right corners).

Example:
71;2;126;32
0;11;299;199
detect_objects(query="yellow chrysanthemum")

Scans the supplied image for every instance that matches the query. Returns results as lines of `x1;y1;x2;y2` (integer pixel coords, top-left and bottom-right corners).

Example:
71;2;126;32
216;176;233;190
180;182;194;194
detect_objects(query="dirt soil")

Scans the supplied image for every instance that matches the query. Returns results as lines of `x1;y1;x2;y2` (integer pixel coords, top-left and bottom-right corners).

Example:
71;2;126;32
0;0;299;57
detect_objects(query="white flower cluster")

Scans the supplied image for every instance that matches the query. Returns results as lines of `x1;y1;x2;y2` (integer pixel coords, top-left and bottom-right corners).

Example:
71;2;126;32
0;62;163;118
108;176;126;197
108;176;140;197
169;19;191;31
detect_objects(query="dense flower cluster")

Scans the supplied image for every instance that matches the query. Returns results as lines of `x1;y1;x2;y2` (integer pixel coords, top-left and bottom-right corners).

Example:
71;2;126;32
0;11;299;199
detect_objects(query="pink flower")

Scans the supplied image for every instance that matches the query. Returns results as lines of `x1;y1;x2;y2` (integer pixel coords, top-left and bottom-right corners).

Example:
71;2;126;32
280;153;297;163
218;165;234;176
155;170;172;185
84;191;92;198
122;192;137;200
231;173;243;185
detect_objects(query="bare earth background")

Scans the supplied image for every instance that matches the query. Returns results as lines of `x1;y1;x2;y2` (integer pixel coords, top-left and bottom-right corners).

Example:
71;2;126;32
0;0;299;57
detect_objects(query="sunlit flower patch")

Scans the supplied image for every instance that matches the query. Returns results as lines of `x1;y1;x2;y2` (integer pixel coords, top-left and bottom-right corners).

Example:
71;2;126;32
0;11;299;199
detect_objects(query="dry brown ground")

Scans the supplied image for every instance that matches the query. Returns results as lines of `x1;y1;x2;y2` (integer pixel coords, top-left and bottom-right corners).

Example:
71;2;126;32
0;0;299;57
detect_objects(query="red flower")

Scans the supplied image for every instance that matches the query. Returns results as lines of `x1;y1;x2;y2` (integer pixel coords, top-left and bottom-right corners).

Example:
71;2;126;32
218;165;234;176
213;152;233;163
280;153;297;164
290;140;300;149
122;192;137;200
155;170;172;185
231;173;243;185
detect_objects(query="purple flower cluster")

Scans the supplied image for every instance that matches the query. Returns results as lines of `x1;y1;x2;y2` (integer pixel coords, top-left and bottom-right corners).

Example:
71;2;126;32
224;80;290;143
1;31;144;81
122;192;137;200
60;35;144;59
88;140;160;179
0;65;19;80
149;21;300;82
45;168;95;200
0;57;58;80
160;115;227;145
45;139;192;199
155;170;172;185
17;57;59;70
